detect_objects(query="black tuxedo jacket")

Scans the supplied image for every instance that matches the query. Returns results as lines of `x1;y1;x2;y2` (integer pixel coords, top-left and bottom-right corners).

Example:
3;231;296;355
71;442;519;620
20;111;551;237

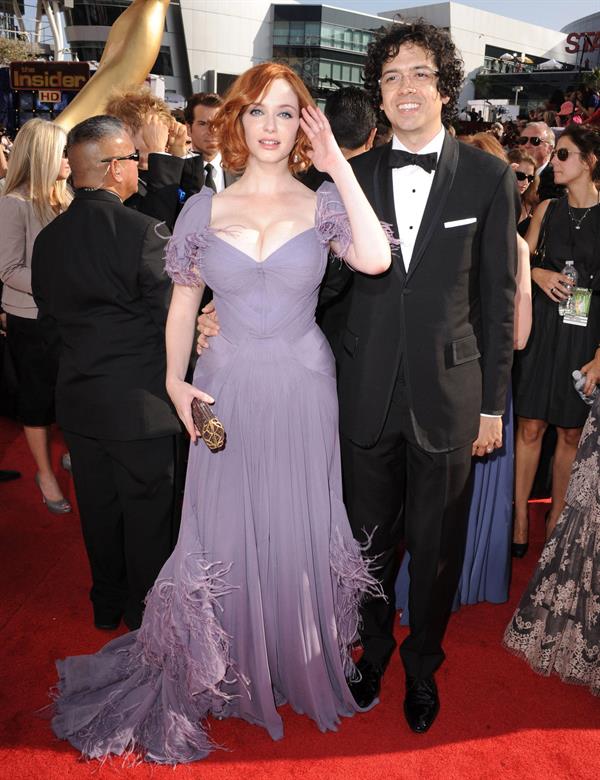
31;189;180;442
127;152;204;230
321;133;519;453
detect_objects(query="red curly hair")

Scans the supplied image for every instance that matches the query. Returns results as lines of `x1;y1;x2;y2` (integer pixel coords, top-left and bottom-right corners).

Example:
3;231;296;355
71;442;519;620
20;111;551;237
212;62;315;175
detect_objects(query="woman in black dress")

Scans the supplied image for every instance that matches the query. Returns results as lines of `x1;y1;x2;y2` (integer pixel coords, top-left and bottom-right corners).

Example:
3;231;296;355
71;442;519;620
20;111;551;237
513;125;600;553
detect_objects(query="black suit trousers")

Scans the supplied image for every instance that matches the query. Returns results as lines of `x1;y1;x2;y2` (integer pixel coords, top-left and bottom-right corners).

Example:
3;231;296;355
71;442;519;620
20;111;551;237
340;377;473;679
64;432;177;628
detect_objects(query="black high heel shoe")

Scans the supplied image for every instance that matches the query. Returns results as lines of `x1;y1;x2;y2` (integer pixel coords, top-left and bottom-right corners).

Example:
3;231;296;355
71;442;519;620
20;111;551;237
511;542;528;558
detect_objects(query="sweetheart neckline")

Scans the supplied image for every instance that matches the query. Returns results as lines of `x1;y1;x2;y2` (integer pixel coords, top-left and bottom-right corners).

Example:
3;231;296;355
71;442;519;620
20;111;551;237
210;227;315;265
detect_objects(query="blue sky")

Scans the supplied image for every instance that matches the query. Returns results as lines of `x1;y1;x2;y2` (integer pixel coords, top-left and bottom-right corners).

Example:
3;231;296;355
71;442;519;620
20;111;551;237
298;0;599;31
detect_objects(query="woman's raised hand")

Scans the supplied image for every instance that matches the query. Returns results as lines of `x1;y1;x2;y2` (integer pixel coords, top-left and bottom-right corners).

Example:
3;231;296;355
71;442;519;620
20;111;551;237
300;105;346;175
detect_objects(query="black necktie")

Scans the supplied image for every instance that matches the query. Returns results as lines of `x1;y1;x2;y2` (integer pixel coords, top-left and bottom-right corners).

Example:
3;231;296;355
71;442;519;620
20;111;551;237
388;149;437;174
204;162;217;192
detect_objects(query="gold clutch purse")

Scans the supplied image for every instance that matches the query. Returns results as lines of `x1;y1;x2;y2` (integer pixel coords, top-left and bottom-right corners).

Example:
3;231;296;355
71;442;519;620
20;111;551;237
191;398;226;450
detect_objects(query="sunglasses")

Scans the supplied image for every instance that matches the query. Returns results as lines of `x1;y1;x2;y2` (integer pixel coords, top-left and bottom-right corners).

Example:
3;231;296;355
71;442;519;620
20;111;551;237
551;148;584;162
516;136;547;147
99;150;140;163
515;171;534;183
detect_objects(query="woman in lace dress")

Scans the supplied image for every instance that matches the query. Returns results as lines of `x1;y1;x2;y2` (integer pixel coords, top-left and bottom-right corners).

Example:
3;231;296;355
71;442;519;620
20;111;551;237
504;392;600;696
51;62;393;764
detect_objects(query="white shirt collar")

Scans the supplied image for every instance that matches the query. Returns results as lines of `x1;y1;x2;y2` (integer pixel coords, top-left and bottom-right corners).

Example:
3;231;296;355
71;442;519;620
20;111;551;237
392;125;445;156
205;151;222;169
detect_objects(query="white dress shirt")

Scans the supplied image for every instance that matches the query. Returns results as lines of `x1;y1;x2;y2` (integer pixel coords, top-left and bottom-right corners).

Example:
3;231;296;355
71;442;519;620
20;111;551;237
392;126;445;271
536;159;550;177
391;127;499;421
204;151;225;193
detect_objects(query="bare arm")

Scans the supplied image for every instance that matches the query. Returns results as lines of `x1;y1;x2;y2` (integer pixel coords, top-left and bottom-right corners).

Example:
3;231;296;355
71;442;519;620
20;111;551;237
514;234;532;350
300;106;391;275
524;198;549;256
165;283;214;442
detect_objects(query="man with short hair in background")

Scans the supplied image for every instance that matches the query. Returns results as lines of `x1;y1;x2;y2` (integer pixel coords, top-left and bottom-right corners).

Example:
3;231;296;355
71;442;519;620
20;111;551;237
185;92;236;192
301;86;377;191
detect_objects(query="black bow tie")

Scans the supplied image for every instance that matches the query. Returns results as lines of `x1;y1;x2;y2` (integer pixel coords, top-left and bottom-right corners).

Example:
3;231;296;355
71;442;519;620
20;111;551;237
389;149;437;174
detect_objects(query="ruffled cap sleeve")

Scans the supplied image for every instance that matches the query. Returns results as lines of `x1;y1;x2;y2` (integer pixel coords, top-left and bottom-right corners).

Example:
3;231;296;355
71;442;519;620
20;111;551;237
315;181;400;265
164;188;213;286
315;181;353;261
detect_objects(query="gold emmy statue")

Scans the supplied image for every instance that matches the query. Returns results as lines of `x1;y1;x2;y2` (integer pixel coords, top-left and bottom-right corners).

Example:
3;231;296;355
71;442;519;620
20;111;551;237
55;0;170;131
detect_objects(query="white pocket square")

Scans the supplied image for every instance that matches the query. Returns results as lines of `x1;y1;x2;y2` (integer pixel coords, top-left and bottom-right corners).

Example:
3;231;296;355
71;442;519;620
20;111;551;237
444;217;477;228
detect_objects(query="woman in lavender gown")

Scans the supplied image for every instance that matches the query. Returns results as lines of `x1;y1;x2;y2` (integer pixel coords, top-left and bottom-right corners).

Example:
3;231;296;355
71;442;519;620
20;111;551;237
51;63;392;764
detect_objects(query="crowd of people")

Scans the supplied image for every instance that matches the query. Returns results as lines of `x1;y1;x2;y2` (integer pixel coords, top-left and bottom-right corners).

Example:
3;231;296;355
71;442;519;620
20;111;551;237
0;15;599;768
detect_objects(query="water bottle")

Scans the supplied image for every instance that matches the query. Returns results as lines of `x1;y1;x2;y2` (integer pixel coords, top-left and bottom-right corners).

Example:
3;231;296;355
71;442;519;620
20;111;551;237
572;370;599;405
558;261;578;316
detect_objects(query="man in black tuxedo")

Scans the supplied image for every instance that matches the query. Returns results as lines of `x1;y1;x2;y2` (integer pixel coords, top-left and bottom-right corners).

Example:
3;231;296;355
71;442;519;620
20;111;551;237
321;21;518;733
31;116;181;632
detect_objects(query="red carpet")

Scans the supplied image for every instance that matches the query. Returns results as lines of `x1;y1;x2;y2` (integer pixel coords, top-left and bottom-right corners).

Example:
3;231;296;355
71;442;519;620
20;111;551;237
0;417;598;780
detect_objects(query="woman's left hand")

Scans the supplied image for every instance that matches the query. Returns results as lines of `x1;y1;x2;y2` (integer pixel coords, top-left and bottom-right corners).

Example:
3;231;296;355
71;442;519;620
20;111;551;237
299;106;346;175
580;351;600;396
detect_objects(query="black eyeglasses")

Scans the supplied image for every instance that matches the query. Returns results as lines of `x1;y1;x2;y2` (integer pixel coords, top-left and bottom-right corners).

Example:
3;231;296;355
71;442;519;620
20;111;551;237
516;136;547;147
99;150;140;163
515;171;535;183
551;148;584;162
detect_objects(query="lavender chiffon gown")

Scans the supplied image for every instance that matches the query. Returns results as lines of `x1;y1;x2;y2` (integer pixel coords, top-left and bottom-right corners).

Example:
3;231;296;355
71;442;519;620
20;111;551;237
51;184;379;764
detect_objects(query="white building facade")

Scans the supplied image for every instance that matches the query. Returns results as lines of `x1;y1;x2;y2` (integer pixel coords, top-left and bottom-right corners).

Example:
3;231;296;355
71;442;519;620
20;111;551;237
181;0;277;95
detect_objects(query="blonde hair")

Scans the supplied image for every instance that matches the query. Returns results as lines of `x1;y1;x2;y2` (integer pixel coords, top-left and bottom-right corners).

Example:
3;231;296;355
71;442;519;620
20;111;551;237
105;87;172;133
3;119;72;225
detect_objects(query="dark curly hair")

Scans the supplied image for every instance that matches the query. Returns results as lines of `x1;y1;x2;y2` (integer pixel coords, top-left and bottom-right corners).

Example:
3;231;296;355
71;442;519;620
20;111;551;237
558;123;600;181
363;19;464;126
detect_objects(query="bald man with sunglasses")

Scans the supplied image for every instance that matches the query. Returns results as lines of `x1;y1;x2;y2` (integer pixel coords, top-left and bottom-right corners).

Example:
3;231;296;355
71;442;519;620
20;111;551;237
31;116;180;633
516;122;565;201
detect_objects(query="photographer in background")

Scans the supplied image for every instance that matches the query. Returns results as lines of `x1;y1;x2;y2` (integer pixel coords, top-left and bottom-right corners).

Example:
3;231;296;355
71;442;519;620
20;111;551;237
106;87;203;229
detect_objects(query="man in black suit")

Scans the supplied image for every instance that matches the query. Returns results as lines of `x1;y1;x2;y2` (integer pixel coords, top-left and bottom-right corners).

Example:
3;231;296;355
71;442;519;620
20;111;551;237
185;93;238;192
516;122;565;201
31;116;181;632
321;21;518;733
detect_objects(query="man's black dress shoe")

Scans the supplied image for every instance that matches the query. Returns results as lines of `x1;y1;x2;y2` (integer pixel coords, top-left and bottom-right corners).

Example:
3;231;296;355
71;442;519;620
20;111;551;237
348;657;383;709
94;619;120;631
94;610;122;631
124;614;142;631
511;542;528;558
0;469;21;482
404;675;440;734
